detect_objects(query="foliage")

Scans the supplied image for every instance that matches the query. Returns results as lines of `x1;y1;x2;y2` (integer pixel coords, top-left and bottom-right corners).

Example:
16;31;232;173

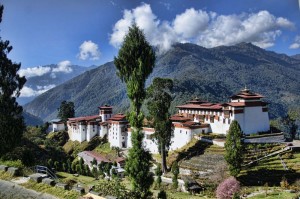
23;126;47;145
281;109;299;140
0;159;24;169
225;120;243;177
57;100;75;123
157;190;167;199
172;161;179;189
93;179;138;199
280;176;289;189
114;24;155;198
0;5;26;157
46;130;69;146
216;177;240;199
147;77;173;172
155;163;163;188
23;180;80;199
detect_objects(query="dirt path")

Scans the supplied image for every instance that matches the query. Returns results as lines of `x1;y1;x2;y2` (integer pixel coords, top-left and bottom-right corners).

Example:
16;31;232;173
0;179;59;199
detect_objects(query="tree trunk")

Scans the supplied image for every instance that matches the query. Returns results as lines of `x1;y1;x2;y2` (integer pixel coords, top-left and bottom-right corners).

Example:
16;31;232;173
161;142;167;173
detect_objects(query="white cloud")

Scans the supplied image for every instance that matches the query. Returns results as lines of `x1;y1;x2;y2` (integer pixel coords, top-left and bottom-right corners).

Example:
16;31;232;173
78;40;101;60
197;10;293;48
19;66;51;78
173;8;209;38
110;4;294;52
289;35;300;49
52;60;73;73
20;84;56;97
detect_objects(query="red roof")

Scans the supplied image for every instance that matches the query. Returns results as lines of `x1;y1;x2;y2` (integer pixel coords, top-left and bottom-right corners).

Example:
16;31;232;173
68;115;100;122
108;113;127;121
231;88;264;99
176;103;223;110
98;105;113;109
79;151;125;163
80;151;110;163
181;121;209;129
170;114;192;122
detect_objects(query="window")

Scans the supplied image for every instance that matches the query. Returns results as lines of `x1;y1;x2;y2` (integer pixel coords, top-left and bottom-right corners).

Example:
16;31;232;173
180;130;182;134
210;116;214;123
186;131;187;135
228;119;231;124
202;129;205;134
223;119;225;124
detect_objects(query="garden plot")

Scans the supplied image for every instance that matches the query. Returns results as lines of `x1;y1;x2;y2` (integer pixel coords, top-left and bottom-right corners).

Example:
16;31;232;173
179;145;226;177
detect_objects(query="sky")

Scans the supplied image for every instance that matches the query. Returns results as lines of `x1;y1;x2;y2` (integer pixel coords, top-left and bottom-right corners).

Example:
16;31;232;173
1;0;300;73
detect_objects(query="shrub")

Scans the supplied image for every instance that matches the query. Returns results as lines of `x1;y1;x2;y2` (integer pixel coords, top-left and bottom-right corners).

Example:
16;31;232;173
216;177;240;199
280;176;289;189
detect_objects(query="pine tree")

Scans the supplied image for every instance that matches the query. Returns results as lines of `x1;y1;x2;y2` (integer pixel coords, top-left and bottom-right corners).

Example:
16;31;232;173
57;100;75;123
0;5;26;157
224;120;244;177
155;163;162;188
147;78;173;173
172;161;179;189
114;24;155;198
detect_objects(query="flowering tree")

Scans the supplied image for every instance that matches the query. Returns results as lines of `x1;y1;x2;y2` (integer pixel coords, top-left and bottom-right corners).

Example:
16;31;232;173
216;177;240;199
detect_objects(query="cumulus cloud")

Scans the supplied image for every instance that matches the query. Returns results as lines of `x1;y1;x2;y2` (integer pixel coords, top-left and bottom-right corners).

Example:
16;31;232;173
18;60;73;78
20;84;56;97
289;35;300;49
173;8;209;38
110;4;294;52
52;60;73;73
78;40;101;60
19;66;51;78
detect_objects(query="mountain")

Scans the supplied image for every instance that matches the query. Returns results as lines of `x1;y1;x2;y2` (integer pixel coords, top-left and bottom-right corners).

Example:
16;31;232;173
23;111;44;126
24;43;300;121
292;54;300;60
18;64;97;105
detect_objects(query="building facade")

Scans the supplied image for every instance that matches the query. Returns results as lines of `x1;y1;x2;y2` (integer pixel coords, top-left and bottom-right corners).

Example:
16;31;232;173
66;88;270;153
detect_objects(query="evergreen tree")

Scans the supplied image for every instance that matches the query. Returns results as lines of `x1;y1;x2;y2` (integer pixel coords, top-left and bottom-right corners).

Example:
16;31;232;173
67;158;72;173
224;120;244;177
147;78;173;173
171;161;179;189
114;24;155;198
57;100;75;123
155;163;162;188
0;5;26;157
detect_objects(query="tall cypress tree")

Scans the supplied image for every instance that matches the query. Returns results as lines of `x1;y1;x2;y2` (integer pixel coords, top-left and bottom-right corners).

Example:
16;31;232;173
147;78;173;173
0;5;26;157
224;120;243;177
114;24;155;198
57;100;75;122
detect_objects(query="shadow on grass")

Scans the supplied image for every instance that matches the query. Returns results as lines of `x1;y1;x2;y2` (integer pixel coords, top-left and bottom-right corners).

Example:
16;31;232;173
238;168;300;186
176;141;212;163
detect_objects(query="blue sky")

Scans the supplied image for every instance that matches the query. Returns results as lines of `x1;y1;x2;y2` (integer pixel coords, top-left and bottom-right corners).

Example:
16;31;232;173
1;0;300;71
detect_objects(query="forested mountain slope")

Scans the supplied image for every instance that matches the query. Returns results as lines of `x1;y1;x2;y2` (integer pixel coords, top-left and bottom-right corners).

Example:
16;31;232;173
24;43;300;121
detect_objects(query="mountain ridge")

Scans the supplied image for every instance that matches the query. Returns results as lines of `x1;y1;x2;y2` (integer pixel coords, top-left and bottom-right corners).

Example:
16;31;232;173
24;42;300;121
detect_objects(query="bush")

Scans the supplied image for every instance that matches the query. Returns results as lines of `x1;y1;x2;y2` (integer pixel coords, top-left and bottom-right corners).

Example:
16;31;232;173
280;176;289;189
0;159;24;169
216;177;240;199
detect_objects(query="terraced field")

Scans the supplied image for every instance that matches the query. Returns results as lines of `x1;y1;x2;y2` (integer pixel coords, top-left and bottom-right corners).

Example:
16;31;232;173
239;144;300;186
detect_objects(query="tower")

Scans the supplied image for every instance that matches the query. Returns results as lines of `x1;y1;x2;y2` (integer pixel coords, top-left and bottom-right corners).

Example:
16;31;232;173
99;105;112;122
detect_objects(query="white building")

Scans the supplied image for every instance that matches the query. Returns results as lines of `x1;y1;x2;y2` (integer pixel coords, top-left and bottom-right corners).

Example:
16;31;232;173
51;119;65;132
176;88;270;135
66;88;270;153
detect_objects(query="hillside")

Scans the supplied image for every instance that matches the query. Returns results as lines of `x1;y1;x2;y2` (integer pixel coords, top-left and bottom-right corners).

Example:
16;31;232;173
24;43;300;121
18;64;96;105
23;111;44;126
